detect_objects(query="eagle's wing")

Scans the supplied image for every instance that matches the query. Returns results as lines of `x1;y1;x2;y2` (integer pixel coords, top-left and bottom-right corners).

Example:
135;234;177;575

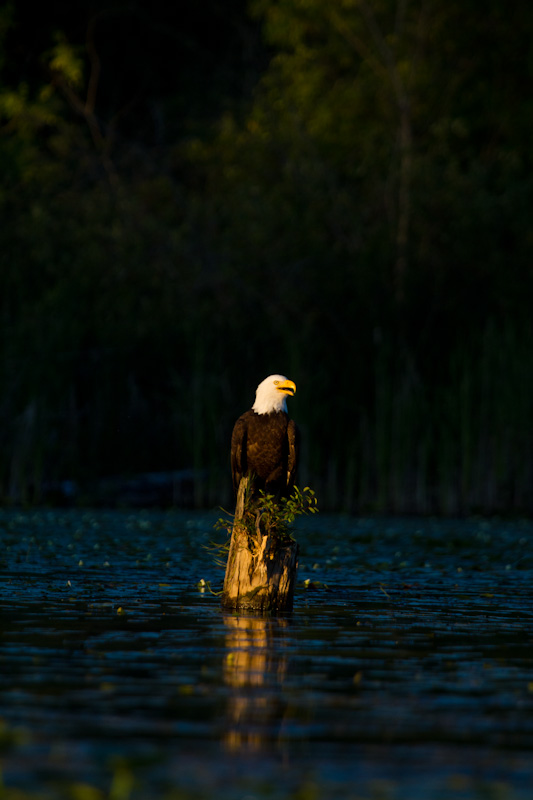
287;419;300;490
230;415;248;495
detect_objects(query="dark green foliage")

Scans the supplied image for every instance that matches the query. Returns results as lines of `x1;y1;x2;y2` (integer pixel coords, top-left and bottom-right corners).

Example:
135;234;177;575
1;0;533;513
216;485;318;547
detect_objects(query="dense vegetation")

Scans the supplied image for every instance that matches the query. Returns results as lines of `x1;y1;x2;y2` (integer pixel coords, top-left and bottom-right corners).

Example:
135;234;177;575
1;0;533;513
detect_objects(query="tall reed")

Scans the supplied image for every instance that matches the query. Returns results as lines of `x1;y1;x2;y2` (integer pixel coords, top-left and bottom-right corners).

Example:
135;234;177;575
2;312;532;515
307;321;533;515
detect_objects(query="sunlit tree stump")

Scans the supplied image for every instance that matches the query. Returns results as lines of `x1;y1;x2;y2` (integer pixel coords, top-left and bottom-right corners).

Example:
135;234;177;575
221;476;299;613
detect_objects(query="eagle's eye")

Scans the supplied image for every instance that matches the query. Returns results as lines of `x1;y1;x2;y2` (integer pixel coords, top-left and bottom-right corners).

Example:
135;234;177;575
274;380;279;385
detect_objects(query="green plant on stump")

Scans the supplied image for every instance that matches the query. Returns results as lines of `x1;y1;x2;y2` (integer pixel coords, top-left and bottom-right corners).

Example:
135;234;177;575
255;486;319;543
214;485;318;552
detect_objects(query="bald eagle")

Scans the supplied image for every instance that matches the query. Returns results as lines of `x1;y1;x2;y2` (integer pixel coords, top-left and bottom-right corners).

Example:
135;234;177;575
231;374;299;498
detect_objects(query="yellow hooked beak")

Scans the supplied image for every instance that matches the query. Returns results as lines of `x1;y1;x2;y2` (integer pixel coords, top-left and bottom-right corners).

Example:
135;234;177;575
276;379;296;397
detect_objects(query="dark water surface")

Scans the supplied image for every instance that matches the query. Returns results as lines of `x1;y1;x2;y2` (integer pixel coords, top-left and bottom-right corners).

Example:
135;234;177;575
2;509;533;799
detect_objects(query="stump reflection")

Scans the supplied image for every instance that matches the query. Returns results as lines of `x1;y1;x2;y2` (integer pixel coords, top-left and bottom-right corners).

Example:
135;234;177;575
222;614;289;753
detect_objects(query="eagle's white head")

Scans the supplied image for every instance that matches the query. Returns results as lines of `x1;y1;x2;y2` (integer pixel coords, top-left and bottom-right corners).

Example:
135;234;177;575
252;374;297;415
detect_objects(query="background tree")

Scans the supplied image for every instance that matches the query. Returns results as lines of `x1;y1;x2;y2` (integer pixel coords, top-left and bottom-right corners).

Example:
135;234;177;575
1;0;533;513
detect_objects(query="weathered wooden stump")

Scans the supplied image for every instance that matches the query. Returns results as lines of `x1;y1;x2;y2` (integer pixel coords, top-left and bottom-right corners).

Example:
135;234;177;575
221;476;299;613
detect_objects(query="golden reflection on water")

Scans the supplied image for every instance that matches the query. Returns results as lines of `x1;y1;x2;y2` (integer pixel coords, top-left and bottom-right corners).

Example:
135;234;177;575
222;614;288;753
